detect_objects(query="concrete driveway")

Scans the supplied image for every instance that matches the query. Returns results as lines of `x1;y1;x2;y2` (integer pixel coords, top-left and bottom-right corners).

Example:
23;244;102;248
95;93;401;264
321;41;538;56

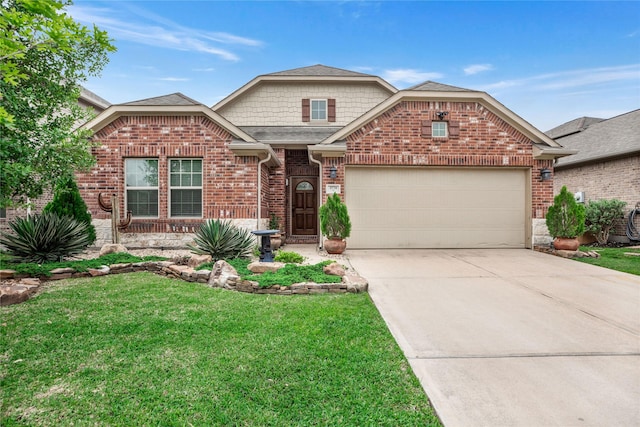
347;249;640;427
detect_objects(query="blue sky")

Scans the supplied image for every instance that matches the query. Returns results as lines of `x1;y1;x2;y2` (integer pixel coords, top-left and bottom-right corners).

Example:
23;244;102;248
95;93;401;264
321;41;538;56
71;1;640;131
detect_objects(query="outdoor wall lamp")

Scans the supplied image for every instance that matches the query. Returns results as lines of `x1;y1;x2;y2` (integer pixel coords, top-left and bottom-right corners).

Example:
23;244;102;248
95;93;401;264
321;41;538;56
540;168;552;181
329;165;337;179
436;111;449;120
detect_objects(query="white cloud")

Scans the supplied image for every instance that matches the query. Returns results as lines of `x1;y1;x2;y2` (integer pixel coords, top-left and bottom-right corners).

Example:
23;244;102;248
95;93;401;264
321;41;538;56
68;4;263;62
158;77;190;82
464;64;493;75
382;69;444;86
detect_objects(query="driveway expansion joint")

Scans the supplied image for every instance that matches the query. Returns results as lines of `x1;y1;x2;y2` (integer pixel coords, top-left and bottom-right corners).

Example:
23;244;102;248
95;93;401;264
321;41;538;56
412;352;640;360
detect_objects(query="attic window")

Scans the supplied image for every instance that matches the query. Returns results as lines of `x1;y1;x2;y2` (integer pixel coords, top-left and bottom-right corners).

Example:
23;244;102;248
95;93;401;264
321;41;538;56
311;99;327;121
432;121;447;137
302;98;336;122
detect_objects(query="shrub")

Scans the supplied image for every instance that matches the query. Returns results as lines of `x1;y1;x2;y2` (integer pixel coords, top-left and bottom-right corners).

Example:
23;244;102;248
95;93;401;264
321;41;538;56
274;251;305;264
0;212;93;263
546;186;586;239
319;193;351;239
585;199;627;244
43;176;96;245
188;219;254;260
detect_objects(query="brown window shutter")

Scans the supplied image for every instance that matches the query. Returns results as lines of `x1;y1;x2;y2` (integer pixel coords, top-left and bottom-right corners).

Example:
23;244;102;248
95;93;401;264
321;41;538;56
302;99;310;122
449;121;460;137
328;98;336;122
421;120;432;137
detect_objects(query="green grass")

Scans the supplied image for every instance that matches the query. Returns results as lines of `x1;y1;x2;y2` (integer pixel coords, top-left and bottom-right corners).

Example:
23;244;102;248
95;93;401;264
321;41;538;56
1;272;441;426
575;246;640;275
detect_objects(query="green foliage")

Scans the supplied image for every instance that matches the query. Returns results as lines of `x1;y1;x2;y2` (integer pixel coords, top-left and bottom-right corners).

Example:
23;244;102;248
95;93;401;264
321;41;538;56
576;246;640;276
274;250;305;264
268;212;281;230
319;193;352;239
246;261;341;288
584;199;627;245
188;219;255;261
0;212;92;263
546;186;586;239
43;175;96;245
0;0;116;207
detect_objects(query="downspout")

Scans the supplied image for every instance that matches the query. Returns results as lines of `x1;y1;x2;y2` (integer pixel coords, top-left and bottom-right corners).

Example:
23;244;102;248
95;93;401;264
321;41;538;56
256;152;272;230
308;150;323;250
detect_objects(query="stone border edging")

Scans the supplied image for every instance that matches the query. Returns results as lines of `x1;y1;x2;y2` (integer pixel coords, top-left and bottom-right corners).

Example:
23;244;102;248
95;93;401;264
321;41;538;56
1;259;369;306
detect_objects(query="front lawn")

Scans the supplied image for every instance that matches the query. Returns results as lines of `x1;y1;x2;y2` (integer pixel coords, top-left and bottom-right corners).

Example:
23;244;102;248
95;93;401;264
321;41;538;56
1;272;441;426
575;246;640;275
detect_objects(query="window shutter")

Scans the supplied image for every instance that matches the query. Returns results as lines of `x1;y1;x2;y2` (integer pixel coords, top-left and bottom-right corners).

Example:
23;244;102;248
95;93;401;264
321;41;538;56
302;99;310;122
328;98;336;122
421;120;432;137
449;121;460;137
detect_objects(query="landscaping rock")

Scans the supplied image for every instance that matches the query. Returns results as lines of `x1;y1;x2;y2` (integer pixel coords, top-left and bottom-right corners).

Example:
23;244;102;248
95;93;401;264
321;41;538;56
88;266;110;277
99;243;128;257
188;254;212;268
0;270;16;280
0;283;39;306
209;260;239;288
343;274;368;293
323;262;346;277
247;261;285;273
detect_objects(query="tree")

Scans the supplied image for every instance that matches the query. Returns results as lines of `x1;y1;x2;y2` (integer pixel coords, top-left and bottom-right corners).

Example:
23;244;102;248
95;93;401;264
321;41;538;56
585;199;627;245
43;175;96;245
546;186;586;239
0;0;115;207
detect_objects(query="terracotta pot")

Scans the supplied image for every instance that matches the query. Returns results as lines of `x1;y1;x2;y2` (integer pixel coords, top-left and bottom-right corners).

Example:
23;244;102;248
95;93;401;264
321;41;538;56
324;238;346;254
553;237;580;251
271;233;282;250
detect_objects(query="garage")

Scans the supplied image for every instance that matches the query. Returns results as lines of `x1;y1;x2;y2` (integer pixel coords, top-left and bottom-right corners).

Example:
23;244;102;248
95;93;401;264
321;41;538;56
345;167;528;249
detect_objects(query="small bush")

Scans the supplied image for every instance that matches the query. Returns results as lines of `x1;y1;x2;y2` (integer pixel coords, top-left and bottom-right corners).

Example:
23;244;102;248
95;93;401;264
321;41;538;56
43;176;96;245
546;186;586;239
274;251;305;264
319;194;351;239
0;212;93;263
188;219;255;261
585;199;627;244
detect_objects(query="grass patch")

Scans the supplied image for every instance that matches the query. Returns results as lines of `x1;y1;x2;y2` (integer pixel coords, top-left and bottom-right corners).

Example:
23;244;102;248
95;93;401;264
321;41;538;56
0;252;166;277
1;272;441;426
575;246;640;275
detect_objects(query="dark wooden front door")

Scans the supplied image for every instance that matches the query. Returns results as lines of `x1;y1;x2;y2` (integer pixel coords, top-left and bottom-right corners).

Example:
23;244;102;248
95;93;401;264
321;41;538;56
292;177;317;235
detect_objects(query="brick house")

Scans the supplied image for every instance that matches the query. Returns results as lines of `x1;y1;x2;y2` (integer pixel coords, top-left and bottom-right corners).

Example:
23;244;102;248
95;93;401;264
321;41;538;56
78;65;574;249
549;109;640;243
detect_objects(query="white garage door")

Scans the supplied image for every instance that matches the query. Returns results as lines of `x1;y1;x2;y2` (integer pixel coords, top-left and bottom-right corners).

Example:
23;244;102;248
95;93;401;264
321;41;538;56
345;167;527;249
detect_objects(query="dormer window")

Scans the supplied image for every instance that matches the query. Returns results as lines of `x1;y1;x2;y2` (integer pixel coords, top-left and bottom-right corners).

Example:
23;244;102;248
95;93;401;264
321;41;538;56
311;99;327;121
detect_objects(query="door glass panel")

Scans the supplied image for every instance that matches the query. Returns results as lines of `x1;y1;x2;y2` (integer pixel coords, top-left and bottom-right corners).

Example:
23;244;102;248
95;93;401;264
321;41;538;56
296;181;313;191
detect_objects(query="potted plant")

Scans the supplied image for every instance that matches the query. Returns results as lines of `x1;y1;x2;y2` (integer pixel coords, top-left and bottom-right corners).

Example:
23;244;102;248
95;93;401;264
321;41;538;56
546;186;586;251
319;194;351;254
268;213;283;250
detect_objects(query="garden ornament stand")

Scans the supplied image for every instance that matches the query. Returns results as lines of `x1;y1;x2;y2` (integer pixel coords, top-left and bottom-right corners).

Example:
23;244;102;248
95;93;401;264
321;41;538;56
98;193;132;244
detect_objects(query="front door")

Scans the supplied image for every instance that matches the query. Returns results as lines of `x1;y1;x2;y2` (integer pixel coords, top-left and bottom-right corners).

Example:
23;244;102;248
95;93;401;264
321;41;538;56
291;177;317;235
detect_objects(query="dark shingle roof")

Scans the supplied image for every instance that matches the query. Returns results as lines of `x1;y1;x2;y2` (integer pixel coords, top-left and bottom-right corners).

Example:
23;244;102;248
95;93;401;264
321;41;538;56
554;109;640;168
240;126;342;144
121;93;202;106
407;81;473;92
545;116;604;139
265;64;374;78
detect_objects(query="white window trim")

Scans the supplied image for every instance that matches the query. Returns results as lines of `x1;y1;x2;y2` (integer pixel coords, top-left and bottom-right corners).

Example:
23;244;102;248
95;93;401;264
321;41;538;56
169;158;203;219
310;99;328;121
432;121;448;138
125;158;159;219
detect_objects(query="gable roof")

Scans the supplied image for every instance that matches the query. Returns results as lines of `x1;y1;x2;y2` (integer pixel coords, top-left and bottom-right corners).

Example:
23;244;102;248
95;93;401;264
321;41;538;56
121;92;201;106
554;109;640;168
317;82;574;159
213;64;397;111
79;87;111;111
545;116;604;139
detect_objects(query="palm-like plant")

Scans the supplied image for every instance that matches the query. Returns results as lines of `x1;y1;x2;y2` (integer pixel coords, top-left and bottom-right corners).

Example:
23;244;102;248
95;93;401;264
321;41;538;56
188;219;254;260
0;212;93;263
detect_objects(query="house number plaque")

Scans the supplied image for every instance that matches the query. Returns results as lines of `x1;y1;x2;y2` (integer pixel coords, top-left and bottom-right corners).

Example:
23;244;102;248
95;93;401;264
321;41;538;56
326;184;341;194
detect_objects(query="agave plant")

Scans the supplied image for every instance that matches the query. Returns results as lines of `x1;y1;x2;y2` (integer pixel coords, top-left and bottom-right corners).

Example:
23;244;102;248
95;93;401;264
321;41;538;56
188;219;255;260
0;212;93;263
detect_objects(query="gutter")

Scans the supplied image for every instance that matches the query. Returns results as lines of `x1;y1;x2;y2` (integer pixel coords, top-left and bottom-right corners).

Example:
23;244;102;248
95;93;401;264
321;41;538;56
308;150;323;250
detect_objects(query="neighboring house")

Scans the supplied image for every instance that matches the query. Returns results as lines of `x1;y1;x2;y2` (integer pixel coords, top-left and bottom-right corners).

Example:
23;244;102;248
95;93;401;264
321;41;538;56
77;64;574;249
0;87;111;233
549;109;640;242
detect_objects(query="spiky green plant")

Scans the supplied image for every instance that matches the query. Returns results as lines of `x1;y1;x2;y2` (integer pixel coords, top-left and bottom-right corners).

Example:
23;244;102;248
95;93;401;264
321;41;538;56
0;212;93;263
188;219;255;260
319;193;351;239
546;186;586;239
43;176;96;245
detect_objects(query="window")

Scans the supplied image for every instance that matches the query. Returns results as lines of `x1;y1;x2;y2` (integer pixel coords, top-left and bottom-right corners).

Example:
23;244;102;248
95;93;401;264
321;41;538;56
0;207;5;219
125;159;159;217
432;121;448;137
311;99;327;121
170;159;202;217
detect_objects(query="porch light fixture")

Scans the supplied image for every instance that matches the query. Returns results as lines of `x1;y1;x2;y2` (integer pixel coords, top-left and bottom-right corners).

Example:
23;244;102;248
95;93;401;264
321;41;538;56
329;165;337;179
436;111;448;120
540;168;552;181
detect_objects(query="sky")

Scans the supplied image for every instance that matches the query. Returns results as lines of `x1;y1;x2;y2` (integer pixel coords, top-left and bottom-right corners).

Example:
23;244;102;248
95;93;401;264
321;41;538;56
70;0;640;132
